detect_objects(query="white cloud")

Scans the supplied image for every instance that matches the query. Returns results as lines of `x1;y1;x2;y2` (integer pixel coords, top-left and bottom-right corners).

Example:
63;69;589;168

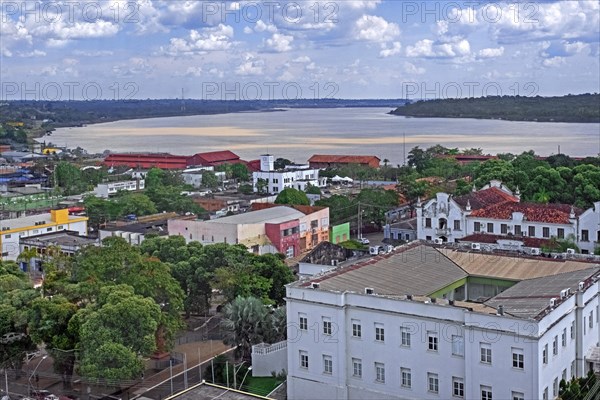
478;46;505;58
184;67;203;77
354;15;400;42
17;50;46;58
265;33;294;52
235;54;265;76
542;56;566;67
254;20;277;33
73;50;114;57
403;62;425;75
292;56;311;63
164;24;234;56
406;38;471;58
243;26;253;34
379;41;401;58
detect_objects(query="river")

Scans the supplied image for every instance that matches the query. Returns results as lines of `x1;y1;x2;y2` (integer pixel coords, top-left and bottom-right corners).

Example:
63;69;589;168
38;108;600;164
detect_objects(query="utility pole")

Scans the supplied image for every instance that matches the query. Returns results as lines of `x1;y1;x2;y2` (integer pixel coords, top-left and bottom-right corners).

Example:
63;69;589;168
357;202;362;240
169;359;173;395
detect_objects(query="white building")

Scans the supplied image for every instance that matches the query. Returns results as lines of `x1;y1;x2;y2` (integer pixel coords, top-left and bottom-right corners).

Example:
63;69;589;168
578;201;600;255
286;244;600;400
252;154;326;194
94;179;145;198
417;181;599;254
181;167;226;188
0;209;88;261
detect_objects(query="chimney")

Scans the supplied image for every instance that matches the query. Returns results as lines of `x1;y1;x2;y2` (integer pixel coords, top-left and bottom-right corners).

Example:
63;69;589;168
465;200;471;212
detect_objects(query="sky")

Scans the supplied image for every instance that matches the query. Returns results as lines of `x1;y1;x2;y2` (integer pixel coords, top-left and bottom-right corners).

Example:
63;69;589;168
1;0;599;100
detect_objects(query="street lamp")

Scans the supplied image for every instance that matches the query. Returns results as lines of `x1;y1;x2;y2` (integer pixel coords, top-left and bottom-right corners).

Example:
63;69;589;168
238;367;252;391
28;355;47;396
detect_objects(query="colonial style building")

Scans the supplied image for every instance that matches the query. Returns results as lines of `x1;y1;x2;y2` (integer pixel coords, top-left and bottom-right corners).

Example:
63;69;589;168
417;180;599;254
286;244;600;400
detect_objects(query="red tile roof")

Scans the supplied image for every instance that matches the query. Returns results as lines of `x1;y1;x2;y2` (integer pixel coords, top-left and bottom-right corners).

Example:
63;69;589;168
454;187;519;210
193;150;240;163
470;203;580;224
308;154;380;164
459;233;552;249
251;203;326;215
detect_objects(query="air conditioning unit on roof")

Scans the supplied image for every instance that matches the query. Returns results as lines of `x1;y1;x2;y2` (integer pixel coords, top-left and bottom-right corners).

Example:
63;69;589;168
471;243;481;250
530;248;541;255
434;238;443;245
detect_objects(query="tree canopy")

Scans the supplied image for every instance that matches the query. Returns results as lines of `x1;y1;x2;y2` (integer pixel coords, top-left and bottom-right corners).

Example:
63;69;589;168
274;188;310;206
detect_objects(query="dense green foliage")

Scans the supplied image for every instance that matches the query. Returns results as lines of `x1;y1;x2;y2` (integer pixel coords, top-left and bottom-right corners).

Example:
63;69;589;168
140;236;295;314
391;94;600;122
275;188;310;206
559;371;598;399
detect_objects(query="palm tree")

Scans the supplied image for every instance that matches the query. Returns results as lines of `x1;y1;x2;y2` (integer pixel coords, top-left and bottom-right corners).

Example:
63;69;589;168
221;296;268;360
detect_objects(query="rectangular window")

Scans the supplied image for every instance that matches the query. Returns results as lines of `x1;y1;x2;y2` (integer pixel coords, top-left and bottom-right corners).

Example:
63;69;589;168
514;225;522;236
452;335;464;357
553;378;558;397
401;368;411;388
562;328;567;347
487;223;494;233
543;227;550;238
322;317;332;336
474;221;481;232
543;344;548;364
299;314;307;331
501;223;508;234
425;218;432;228
375;323;385;342
512;348;524;369
46;227;52;232
590;311;594;328
571;321;576;339
480;343;492;364
428;373;439;393
352;358;362;378
323;355;332;374
300;351;308;369
543;387;548;400
562;369;567;382
481;386;493;400
400;326;411;347
582;230;589;241
528;226;535;237
352;320;362;338
512;392;524;400
428;331;438;351
558;228;565;239
454;220;461;230
453;377;464;398
375;362;385;383
4;234;11;239
553;336;558;355
571;361;576;378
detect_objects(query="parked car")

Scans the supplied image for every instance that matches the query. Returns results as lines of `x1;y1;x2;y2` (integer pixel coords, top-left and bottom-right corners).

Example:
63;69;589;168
0;332;26;344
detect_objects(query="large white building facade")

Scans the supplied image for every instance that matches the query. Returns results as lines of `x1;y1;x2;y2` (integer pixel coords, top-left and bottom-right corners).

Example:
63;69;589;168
417;180;600;255
286;244;600;400
252;154;326;194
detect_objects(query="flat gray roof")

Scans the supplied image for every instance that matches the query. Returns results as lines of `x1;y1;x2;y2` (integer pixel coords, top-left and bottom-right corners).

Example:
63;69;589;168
1;211;85;231
207;206;304;225
306;245;468;296
20;231;98;247
485;267;600;319
168;382;271;400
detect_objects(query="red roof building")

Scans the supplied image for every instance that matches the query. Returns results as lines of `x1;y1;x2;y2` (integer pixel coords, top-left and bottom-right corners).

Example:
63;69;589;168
308;154;381;169
103;150;242;170
453;187;519;210
470;202;581;224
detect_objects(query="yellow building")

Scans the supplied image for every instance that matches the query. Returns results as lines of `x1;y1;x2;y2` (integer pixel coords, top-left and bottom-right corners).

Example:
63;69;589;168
0;209;88;261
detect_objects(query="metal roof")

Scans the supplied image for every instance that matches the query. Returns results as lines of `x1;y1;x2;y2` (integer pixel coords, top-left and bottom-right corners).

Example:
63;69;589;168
206;206;304;225
441;249;598;281
307;245;468;296
485;267;600;319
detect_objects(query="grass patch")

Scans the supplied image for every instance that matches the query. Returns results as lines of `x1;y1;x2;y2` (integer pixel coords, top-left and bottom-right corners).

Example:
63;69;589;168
242;376;284;397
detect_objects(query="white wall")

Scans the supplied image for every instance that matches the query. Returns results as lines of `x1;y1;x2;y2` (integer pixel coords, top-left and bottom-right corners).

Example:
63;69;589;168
252;341;288;377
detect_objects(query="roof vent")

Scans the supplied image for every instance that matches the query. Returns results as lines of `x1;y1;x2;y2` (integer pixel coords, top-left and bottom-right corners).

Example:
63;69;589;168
311;282;320;289
579;281;585;291
550;298;557;308
497;305;504;316
365;288;375;295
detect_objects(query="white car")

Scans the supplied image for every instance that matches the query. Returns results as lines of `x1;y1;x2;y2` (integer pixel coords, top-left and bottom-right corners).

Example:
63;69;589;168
358;237;370;245
0;332;26;344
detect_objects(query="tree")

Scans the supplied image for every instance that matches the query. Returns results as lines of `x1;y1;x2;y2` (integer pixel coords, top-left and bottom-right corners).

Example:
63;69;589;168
78;285;161;381
274;158;292;170
116;193;157;216
407;146;430;172
256;178;268;194
275;188;309;206
305;184;321;195
202;171;219;189
221;296;269;360
231;163;249;181
54;161;84;195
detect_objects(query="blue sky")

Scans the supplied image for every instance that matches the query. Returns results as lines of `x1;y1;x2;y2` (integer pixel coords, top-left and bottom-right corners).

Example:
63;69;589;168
1;0;599;100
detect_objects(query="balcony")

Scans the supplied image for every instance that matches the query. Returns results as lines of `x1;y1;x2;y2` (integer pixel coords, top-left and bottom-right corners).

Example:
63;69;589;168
436;228;451;236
